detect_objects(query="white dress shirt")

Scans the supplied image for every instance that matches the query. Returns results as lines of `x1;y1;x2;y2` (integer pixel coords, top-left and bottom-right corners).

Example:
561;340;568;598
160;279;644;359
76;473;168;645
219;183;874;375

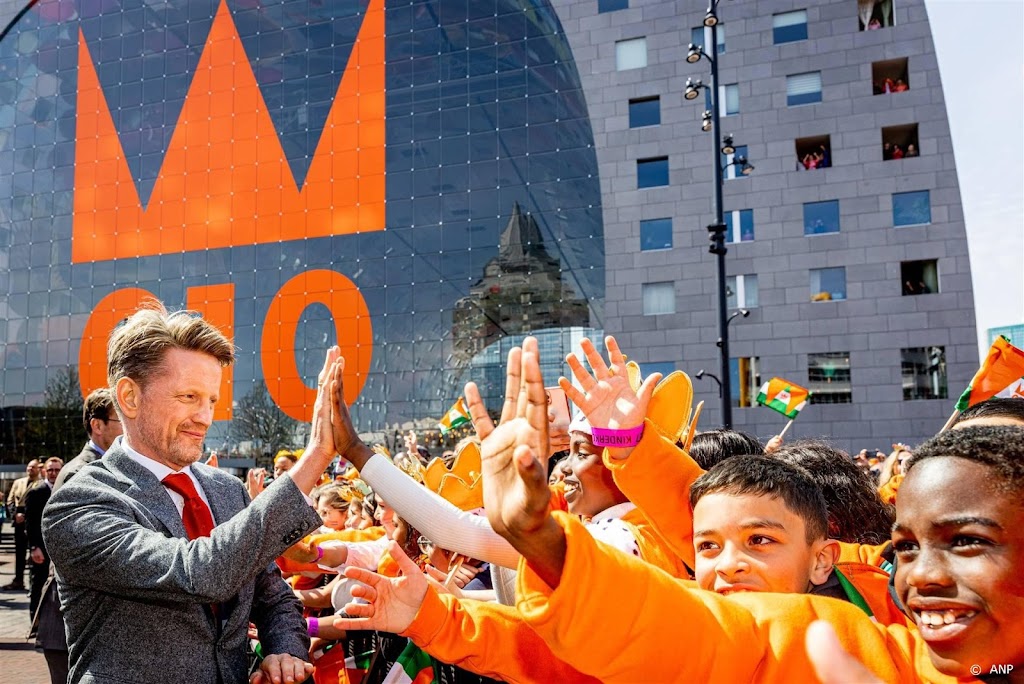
121;437;216;523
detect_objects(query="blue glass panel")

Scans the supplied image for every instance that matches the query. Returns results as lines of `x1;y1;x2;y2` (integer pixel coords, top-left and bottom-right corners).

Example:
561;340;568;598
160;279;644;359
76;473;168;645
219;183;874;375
773;23;808;44
804;200;841;235
599;0;629;12
640;218;673;250
787;90;822;106
893;191;932;226
629;97;661;127
637;157;670;188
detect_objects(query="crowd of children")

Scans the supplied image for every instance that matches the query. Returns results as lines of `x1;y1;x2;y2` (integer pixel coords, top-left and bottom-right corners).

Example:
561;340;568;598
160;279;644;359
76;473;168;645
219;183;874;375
260;335;1024;683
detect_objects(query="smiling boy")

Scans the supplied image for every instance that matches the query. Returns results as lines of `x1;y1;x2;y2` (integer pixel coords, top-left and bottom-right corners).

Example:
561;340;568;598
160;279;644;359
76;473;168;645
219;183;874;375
689;456;840;596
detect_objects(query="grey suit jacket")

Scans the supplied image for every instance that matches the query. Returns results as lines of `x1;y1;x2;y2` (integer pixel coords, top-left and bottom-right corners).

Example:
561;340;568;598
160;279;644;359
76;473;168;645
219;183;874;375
52;442;104;495
43;444;322;684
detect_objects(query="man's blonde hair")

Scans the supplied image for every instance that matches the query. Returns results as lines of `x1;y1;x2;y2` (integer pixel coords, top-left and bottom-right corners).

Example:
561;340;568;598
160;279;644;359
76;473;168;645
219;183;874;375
107;301;234;389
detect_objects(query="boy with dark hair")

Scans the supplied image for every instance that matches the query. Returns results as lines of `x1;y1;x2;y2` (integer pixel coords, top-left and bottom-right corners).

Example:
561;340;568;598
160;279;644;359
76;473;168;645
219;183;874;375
689;456;840;596
687;428;764;470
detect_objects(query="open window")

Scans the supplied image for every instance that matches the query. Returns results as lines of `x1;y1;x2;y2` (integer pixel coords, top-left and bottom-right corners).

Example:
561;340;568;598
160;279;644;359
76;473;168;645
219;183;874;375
872;58;909;95
858;0;894;31
882;124;919;160
795;134;831;171
901;259;938;296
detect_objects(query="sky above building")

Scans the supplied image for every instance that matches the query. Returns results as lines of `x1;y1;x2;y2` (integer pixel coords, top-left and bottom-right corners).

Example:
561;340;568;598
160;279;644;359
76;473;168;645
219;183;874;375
926;0;1024;358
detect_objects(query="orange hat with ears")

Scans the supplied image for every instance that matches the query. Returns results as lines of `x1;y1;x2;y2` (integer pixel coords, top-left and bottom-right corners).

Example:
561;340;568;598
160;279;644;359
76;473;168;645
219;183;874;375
422;440;483;511
622;360;694;444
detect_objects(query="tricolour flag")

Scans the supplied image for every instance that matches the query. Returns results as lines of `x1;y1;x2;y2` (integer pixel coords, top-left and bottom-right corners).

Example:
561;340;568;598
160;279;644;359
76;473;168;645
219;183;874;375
382;641;436;684
437;397;471;435
756;377;810;419
955;336;1024;411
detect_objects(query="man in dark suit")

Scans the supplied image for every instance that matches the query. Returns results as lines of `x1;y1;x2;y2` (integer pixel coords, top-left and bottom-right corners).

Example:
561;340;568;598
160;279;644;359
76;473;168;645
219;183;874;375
52;388;122;494
45;304;345;684
2;459;41;591
25;457;62;618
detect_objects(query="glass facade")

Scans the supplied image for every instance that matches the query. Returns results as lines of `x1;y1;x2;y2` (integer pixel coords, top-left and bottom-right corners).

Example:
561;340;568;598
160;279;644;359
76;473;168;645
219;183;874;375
0;0;605;458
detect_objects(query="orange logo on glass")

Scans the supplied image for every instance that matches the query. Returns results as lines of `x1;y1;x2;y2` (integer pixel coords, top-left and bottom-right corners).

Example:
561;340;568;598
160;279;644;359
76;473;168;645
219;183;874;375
71;0;385;263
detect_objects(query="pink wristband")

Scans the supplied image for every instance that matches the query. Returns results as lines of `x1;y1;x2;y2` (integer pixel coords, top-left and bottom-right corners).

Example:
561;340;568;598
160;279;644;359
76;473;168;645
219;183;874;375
590;423;645;447
314;545;324;563
308;617;320;637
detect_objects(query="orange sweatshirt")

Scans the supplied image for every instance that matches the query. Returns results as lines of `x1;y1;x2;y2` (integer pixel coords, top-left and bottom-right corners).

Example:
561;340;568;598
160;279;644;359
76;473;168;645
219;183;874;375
516;513;964;683
402;586;599;684
277;526;387;577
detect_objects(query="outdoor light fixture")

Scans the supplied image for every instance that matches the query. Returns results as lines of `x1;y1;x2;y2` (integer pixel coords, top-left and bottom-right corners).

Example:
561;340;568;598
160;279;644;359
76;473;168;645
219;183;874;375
702;111;713;132
737;157;755;175
703;10;718;27
721;135;735;155
684;78;702;100
686;43;702;64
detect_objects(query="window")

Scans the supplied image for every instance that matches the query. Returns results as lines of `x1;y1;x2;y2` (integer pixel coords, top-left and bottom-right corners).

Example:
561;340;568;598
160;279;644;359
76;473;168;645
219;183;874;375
901;260;938;296
629;97;660;128
725;209;754;242
642;282;675;315
721;84;739;115
640;218;673;251
893;190;931;226
808;352;852;404
882;123;919;160
637;157;669;188
721;145;749;180
787;71;822;106
901;347;947;400
773;10;808;44
726;274;759;309
691;25;726;54
616;38;647;71
872;58;909;95
804;200;840;235
643;361;677;379
859;0;894;31
599;0;629;12
730;356;762;408
795;134;831;170
810;267;846;301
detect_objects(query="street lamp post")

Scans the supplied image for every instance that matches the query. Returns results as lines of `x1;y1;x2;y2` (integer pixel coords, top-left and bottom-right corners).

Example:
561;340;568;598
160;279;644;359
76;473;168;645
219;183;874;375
686;2;754;430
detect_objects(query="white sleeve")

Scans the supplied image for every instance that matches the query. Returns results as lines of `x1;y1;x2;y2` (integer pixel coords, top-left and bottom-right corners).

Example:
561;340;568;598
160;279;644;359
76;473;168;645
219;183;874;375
319;535;390;572
359;453;521;569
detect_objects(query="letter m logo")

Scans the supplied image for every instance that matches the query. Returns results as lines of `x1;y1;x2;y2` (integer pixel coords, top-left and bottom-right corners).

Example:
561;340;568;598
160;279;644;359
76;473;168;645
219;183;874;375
72;0;385;263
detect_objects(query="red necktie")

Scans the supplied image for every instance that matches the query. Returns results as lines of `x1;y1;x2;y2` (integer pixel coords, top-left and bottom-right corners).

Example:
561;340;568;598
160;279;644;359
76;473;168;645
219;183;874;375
162;472;215;539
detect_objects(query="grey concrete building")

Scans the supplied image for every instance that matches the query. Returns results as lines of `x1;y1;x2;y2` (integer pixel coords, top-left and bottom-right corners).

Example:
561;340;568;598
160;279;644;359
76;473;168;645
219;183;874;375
553;0;975;450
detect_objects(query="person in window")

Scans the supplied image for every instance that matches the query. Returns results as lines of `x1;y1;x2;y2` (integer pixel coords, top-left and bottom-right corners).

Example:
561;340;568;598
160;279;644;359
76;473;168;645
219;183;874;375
905;143;918;157
867;17;881;29
892;78;908;92
891;144;904;160
818;144;831;168
882;142;893;160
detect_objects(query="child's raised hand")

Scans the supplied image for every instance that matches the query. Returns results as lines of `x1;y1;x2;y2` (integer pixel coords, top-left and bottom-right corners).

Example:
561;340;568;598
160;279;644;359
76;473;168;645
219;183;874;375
559;335;659;435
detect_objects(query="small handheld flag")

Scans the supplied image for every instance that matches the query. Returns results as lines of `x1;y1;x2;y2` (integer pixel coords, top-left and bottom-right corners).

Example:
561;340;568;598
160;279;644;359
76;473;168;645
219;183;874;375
955;336;1024;411
756;377;810;419
437;397;471;435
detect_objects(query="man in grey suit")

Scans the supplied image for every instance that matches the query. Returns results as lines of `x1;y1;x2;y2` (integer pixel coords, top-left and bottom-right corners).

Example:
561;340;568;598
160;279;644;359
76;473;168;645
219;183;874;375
44;304;345;684
52;387;123;494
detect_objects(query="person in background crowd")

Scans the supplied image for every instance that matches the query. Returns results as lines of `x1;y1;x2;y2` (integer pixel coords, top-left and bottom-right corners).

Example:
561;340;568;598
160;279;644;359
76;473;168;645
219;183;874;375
952;396;1024;429
53;388;122;494
689;429;764;470
26;457;62;617
2;459;41;591
274;450;299;480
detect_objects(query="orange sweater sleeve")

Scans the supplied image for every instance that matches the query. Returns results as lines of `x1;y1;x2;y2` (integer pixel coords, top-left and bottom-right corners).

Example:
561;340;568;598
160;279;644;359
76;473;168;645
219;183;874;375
603;418;704;569
514;513;944;683
403;588;599;684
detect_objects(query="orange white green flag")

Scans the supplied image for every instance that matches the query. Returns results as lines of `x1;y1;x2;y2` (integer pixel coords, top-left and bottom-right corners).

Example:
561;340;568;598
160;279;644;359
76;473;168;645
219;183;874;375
437;397;471;435
756;377;810;419
955;336;1024;411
